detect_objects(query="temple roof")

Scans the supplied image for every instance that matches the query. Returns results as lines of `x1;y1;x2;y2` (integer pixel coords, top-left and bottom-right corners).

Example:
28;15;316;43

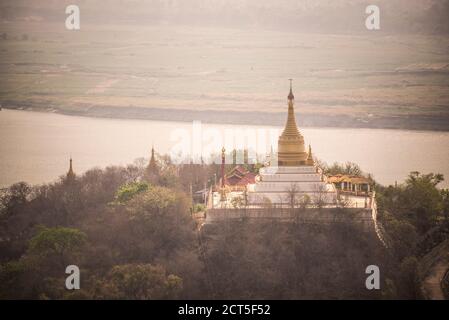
224;165;256;186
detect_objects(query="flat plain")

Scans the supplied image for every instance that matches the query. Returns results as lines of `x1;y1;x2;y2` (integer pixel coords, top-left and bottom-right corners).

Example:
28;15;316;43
1;22;449;130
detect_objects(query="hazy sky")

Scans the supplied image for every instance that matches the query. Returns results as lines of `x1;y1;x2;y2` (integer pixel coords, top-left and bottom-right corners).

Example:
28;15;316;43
1;0;448;34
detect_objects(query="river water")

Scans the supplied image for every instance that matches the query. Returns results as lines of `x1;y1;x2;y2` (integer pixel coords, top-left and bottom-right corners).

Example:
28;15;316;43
1;109;448;188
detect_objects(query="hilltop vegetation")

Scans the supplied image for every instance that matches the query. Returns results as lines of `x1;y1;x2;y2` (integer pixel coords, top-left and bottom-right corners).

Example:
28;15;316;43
376;172;449;298
0;157;448;299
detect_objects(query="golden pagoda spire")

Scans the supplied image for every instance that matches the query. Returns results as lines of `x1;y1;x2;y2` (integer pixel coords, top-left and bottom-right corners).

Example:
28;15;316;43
282;78;300;137
220;147;227;203
145;145;160;184
288;78;294;100
277;80;308;166
306;144;314;166
66;157;75;181
221;147;226;188
150;145;156;165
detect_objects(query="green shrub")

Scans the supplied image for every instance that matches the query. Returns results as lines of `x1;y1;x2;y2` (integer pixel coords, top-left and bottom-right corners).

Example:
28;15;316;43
115;182;150;203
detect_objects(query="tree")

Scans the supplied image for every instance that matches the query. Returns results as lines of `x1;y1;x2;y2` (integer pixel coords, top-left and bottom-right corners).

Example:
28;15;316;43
323;161;363;176
119;185;196;261
312;184;328;209
0;182;31;217
442;189;449;220
158;167;180;189
0;227;87;299
382;213;418;260
298;194;311;210
285;183;300;209
115;182;149;203
377;172;445;235
401;172;444;233
127;186;179;217
0;260;28;299
28;227;87;269
231;195;245;209
98;264;182;299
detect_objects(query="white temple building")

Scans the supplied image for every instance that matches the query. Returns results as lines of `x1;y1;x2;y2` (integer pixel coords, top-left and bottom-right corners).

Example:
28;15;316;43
247;166;337;206
246;82;338;206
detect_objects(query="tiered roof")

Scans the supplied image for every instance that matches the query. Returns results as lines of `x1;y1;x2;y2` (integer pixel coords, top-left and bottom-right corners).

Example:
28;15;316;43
224;165;256;187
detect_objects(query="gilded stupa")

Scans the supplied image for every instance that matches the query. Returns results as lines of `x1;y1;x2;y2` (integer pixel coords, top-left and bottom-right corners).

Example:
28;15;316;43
246;81;337;206
277;80;309;166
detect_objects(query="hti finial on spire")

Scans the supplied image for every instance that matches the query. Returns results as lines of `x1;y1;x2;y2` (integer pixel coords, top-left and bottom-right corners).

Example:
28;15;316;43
288;79;294;100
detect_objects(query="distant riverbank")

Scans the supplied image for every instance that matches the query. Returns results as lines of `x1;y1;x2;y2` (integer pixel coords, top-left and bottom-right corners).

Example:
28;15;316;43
3;102;449;132
2;25;449;132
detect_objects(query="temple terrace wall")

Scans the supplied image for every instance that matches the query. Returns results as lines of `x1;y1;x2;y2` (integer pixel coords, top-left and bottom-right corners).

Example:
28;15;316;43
205;207;375;231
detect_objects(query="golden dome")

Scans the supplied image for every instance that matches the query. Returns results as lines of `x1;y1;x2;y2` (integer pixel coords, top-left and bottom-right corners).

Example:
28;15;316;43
277;82;308;166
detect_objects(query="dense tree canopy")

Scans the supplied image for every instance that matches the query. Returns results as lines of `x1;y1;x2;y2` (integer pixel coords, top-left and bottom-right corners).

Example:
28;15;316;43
0;157;447;299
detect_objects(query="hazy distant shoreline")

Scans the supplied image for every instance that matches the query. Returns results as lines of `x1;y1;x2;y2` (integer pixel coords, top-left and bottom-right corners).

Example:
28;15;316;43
2;103;449;132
